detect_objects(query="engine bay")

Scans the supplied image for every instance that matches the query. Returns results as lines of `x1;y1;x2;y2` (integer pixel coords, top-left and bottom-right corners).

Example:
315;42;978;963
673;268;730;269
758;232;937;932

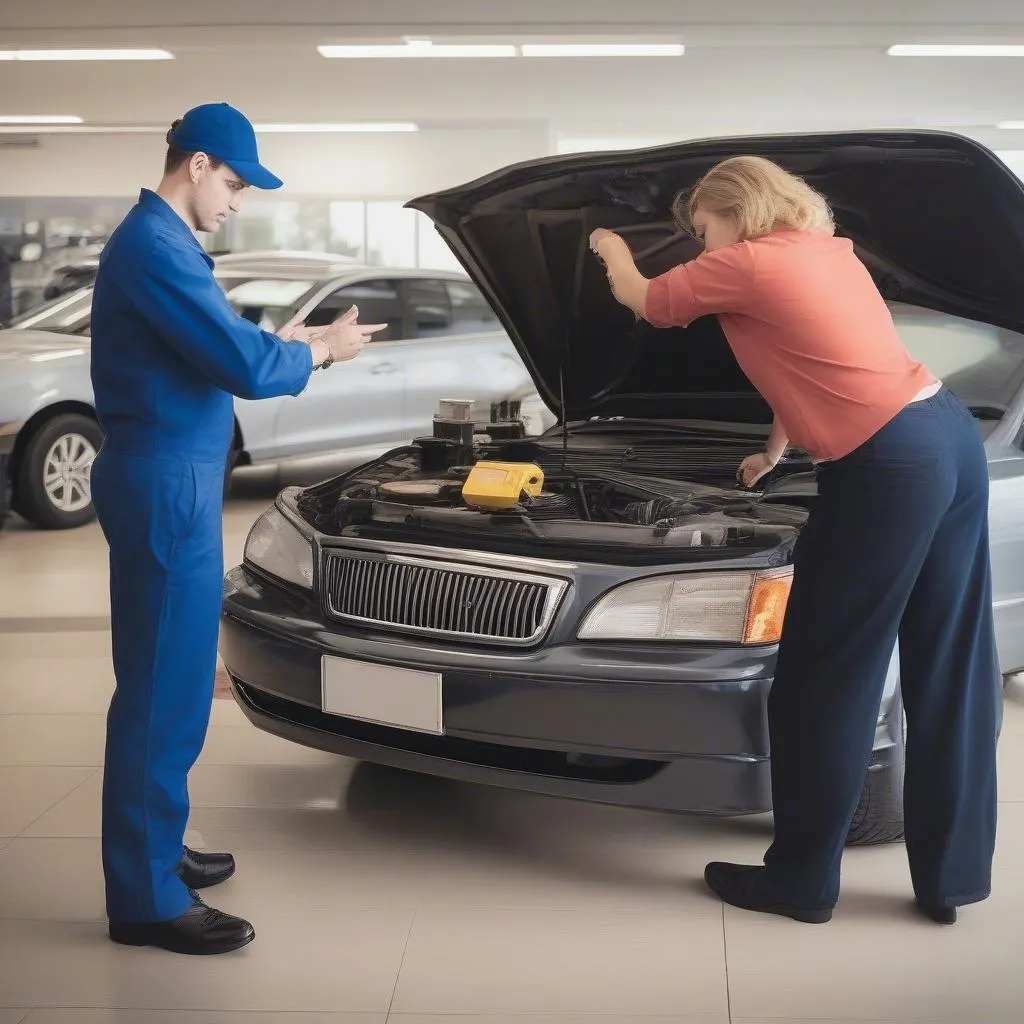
296;400;815;564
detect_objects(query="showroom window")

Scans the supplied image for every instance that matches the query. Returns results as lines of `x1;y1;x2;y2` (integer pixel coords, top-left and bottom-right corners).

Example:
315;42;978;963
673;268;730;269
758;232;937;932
366;202;418;267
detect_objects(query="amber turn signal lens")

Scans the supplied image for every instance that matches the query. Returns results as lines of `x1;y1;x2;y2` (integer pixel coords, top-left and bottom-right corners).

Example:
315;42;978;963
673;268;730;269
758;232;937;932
743;568;793;644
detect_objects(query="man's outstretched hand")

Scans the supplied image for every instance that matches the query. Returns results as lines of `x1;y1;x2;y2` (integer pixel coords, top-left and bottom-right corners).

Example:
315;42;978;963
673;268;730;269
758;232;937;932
278;305;387;365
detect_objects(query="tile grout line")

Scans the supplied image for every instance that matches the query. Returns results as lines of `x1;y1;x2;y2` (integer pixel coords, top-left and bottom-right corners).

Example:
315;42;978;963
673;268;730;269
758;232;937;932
722;902;733;1024
384;907;417;1022
10;766;101;840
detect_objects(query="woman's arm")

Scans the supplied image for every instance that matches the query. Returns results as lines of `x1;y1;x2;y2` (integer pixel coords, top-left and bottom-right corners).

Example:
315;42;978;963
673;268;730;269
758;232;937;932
738;419;790;488
590;229;651;318
765;418;789;464
591;227;756;327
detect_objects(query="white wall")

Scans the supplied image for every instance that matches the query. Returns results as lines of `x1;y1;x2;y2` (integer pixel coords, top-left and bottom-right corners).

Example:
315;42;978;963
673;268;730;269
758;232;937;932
0;126;552;198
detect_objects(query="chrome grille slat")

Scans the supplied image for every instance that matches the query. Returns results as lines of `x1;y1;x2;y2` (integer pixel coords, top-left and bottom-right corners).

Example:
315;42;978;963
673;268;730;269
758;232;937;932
503;580;520;637
321;550;565;645
481;578;502;637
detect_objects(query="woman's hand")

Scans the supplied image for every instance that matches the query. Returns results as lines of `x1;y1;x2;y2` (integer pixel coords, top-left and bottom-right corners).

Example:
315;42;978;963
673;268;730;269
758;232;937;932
589;227;617;247
737;451;778;488
589;228;627;258
588;229;649;315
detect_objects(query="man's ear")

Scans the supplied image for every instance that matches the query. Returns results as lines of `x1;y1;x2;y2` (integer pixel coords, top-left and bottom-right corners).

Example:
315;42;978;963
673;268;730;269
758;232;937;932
188;151;209;184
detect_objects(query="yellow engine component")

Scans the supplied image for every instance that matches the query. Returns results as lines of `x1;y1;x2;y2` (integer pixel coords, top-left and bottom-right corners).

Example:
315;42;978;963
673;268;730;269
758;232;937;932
461;461;545;510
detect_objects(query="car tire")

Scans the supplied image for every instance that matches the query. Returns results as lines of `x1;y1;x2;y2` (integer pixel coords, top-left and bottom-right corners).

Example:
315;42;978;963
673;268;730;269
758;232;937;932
13;413;104;530
846;722;905;847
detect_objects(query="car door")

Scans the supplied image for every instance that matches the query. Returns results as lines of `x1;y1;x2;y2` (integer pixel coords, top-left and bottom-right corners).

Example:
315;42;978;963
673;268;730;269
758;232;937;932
890;301;1024;676
400;277;535;430
986;453;1024;675
269;278;409;461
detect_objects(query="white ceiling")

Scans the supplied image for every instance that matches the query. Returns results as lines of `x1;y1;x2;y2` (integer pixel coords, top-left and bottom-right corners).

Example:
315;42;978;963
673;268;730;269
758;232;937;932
1;0;1024;148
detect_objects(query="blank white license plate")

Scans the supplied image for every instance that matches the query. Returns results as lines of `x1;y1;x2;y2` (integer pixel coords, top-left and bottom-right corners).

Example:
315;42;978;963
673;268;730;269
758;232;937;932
321;655;444;735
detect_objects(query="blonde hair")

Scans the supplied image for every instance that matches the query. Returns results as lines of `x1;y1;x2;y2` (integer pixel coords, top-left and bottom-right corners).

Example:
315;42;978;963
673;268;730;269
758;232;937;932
674;155;835;240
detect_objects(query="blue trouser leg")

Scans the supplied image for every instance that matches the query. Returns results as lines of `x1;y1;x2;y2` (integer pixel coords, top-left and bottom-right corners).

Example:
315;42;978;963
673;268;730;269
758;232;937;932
762;388;999;909
897;408;999;908
91;447;225;923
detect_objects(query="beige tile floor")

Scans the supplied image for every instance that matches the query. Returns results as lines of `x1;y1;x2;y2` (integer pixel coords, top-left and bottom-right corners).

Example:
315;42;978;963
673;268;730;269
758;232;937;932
1;486;1023;1023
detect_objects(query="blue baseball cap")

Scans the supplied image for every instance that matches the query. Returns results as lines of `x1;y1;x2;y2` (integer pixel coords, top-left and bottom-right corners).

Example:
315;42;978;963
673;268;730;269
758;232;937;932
167;102;282;190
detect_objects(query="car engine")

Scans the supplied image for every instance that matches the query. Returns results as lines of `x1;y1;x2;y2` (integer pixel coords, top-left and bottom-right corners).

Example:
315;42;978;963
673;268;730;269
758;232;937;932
296;400;814;565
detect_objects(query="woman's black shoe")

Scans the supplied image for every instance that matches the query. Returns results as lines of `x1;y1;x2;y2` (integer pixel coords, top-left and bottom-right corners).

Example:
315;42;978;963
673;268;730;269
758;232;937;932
109;893;254;955
704;862;833;924
917;902;957;925
176;846;235;889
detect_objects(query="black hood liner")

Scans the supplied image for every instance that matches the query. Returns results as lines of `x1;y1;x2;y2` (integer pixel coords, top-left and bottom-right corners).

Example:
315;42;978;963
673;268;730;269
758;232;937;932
407;131;1024;422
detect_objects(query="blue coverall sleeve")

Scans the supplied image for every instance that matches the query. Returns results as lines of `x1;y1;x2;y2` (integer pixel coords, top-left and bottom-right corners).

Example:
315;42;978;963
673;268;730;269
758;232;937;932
123;234;314;401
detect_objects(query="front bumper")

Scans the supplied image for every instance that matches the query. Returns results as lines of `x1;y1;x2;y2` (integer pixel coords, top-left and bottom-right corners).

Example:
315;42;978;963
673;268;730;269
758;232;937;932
221;563;781;815
221;563;901;816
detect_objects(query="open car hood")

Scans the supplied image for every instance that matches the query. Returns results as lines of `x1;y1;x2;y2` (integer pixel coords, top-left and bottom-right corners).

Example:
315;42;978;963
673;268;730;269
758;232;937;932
408;131;1024;423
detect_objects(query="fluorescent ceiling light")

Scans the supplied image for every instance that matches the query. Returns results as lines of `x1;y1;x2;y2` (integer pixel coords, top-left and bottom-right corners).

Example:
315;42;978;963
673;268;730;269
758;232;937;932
254;122;418;133
319;41;515;58
522;43;684;57
0;122;421;135
0;48;173;61
0;115;83;124
997;121;1024;130
0;124;157;134
888;44;1024;57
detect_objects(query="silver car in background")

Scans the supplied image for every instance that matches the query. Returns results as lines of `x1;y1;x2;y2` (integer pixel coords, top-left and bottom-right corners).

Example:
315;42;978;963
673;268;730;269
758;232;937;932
0;254;552;529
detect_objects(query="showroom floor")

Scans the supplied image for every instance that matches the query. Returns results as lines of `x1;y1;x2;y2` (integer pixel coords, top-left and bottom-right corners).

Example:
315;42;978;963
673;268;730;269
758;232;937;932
1;482;1023;1023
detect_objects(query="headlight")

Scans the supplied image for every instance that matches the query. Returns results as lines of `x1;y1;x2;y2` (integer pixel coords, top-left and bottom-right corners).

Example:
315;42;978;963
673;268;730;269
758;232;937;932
243;506;314;590
577;567;792;644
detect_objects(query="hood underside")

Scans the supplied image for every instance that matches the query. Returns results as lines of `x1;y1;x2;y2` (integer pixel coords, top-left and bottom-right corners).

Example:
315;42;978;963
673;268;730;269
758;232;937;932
408;130;1024;422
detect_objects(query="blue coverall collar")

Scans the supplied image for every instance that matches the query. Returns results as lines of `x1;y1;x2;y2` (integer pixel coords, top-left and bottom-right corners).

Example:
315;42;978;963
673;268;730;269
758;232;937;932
138;189;215;268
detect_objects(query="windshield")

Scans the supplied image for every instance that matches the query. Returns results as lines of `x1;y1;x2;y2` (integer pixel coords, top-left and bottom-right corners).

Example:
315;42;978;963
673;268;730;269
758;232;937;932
7;288;93;335
889;303;1024;416
219;276;320;331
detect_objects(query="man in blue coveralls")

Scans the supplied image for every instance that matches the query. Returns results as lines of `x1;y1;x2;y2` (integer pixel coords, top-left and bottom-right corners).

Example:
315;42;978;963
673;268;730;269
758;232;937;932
89;102;385;955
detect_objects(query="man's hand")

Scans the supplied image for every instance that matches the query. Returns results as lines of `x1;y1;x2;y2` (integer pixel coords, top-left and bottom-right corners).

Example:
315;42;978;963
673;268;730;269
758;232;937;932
276;316;308;342
737;451;778;488
317;305;387;363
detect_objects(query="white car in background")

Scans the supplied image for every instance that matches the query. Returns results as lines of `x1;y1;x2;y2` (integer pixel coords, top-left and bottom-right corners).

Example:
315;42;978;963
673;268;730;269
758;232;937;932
0;254;553;529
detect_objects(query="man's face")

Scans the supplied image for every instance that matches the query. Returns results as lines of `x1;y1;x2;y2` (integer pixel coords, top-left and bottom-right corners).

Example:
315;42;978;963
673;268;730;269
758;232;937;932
188;155;248;233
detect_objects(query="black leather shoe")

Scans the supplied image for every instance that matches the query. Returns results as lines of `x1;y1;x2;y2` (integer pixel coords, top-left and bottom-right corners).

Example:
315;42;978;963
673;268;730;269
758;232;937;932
176;846;235;889
109;893;254;955
917;902;957;925
704;862;833;924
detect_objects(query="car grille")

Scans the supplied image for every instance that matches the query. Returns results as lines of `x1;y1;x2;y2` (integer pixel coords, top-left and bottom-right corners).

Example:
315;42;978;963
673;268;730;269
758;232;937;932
321;549;566;645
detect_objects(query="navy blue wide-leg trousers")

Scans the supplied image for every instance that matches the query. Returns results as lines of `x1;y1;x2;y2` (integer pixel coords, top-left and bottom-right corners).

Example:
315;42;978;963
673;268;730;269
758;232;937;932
763;387;999;911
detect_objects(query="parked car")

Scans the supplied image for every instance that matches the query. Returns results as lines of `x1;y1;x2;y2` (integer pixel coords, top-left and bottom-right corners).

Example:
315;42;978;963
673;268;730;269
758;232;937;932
0;258;549;528
42;256;101;300
220;130;1024;845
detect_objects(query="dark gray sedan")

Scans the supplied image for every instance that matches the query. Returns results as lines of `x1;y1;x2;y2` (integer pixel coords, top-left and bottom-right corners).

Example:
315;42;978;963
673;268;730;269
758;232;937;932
220;130;1024;846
